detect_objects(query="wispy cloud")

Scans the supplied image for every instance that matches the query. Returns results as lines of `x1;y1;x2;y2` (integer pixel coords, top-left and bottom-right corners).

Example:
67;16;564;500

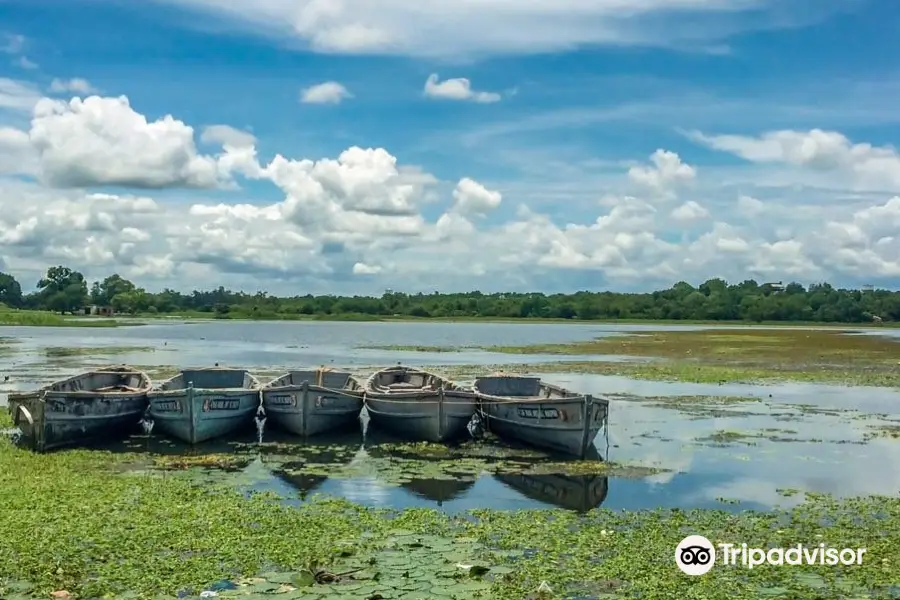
299;81;352;104
423;74;500;103
48;78;99;95
138;0;859;59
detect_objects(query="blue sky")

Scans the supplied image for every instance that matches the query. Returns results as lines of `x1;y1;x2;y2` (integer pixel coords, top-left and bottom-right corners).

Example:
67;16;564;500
0;0;899;294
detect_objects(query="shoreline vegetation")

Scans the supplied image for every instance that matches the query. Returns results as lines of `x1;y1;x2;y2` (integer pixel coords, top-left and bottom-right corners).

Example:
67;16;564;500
0;416;897;600
368;328;900;387
2;267;900;327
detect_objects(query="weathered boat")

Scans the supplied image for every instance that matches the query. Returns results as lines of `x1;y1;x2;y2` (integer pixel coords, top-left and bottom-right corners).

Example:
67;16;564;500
147;368;261;444
495;473;609;512
363;365;477;442
7;365;151;452
474;373;609;458
261;367;363;437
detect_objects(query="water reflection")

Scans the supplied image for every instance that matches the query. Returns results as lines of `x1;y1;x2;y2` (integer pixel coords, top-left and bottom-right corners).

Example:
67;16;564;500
272;469;327;499
400;479;476;504
494;473;608;512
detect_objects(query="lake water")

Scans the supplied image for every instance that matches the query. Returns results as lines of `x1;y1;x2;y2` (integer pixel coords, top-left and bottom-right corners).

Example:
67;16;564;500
2;319;899;514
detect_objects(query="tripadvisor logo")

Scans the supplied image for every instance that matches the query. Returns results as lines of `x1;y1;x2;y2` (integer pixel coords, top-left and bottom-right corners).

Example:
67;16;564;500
675;535;867;576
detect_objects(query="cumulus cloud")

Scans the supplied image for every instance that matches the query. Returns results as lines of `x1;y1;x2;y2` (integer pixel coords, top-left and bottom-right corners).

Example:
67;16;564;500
423;75;500;104
627;149;696;196
24;95;236;188
2;90;900;294
450;178;502;216
687;128;900;191
671;200;709;222
48;78;98;94
300;81;352;104
139;0;841;59
200;124;257;148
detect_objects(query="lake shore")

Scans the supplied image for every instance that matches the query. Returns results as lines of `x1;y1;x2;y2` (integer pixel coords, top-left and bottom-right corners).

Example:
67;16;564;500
0;424;895;600
5;305;898;328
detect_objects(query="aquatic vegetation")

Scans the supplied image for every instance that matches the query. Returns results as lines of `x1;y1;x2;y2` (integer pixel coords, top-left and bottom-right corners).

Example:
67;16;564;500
42;346;159;358
863;425;900;440
2;430;899;600
0;307;121;327
357;344;468;352
482;329;900;386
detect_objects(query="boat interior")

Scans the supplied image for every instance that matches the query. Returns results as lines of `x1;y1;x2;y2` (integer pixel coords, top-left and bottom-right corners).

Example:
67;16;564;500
475;374;577;400
267;368;361;390
156;368;260;391
368;367;462;392
45;367;150;394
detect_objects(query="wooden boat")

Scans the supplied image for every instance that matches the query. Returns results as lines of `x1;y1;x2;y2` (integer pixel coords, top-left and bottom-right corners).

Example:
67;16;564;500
7;365;151;452
474;373;609;458
261;367;363;437
363;365;476;442
495;473;609;512
147;367;261;444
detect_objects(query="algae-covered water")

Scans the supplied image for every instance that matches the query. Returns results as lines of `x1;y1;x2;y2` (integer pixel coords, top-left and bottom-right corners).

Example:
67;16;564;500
2;320;899;513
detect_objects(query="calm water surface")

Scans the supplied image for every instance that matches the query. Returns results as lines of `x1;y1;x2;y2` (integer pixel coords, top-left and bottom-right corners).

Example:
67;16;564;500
1;320;898;514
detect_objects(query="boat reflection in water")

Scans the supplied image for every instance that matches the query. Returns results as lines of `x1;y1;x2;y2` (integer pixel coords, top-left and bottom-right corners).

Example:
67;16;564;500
272;469;328;499
363;436;477;506
266;430;363;499
495;472;609;512
398;478;475;505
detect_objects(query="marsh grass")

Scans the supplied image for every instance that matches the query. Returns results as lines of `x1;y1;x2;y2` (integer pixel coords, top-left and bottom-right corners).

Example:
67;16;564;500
42;346;159;358
357;344;468;352
420;359;900;386
469;329;900;386
486;329;900;362
0;307;122;327
1;433;899;599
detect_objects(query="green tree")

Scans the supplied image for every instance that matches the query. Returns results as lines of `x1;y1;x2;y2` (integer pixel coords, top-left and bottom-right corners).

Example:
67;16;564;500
37;266;89;314
96;274;136;305
0;272;23;307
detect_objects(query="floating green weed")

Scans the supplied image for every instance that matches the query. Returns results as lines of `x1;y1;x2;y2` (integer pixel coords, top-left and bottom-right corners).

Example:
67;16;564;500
42;346;159;358
2;432;899;599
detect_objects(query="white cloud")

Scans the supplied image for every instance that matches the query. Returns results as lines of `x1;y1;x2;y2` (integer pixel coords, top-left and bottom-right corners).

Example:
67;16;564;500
24;95;238;188
671;200;709;222
2;90;900;294
688;128;900;191
353;262;382;275
139;0;843;59
423;75;500;104
200;124;257;148
736;194;765;217
48;78;99;95
300;81;352;104
0;78;41;112
451;178;502;217
627;149;696;196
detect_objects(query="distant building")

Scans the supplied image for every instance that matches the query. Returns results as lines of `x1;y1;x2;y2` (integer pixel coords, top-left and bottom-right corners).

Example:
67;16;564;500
85;305;115;316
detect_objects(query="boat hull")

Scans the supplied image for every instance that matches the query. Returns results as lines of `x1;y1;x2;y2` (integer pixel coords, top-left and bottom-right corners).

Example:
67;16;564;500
364;390;476;442
8;392;147;452
148;388;259;444
479;398;608;457
262;385;363;437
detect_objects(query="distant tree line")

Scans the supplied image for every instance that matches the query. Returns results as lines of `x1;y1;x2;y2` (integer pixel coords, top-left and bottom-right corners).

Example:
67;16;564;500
1;265;899;323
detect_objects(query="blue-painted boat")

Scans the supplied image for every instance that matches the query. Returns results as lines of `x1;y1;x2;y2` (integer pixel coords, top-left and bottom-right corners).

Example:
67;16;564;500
7;365;151;452
474;374;609;458
261;367;363;437
363;365;477;442
147;368;261;444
